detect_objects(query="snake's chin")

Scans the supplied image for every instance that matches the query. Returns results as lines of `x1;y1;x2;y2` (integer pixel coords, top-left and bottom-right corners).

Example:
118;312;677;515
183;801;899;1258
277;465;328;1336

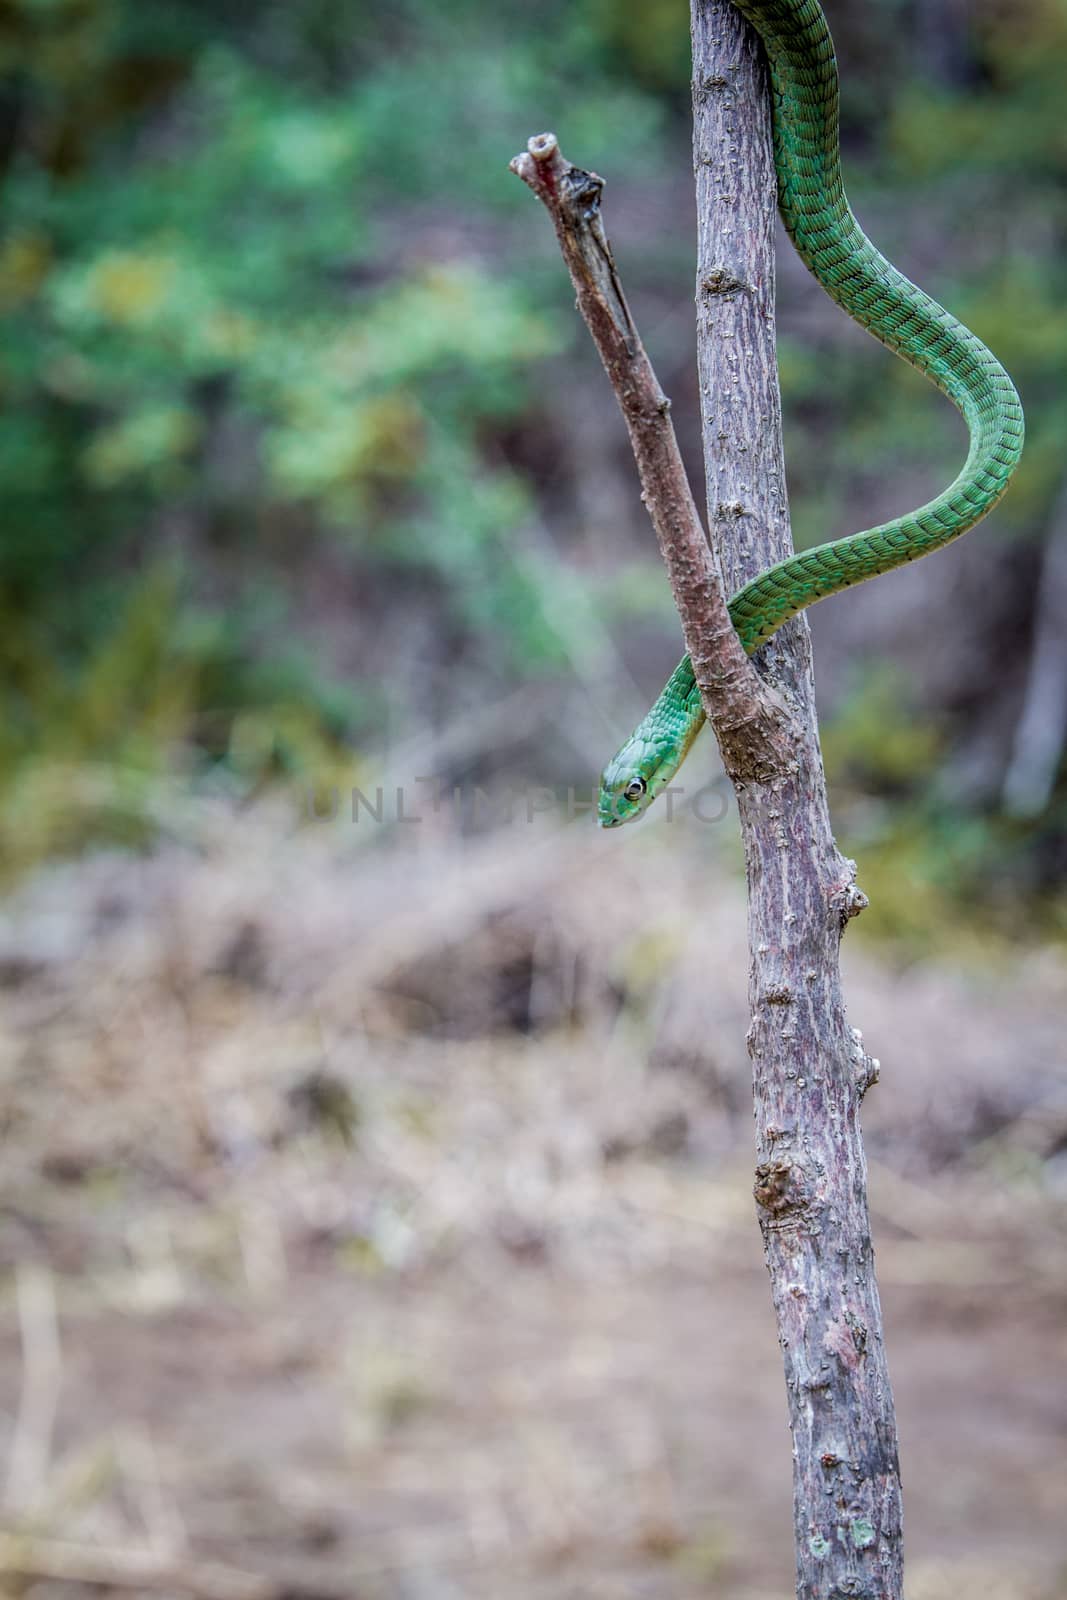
597;790;645;828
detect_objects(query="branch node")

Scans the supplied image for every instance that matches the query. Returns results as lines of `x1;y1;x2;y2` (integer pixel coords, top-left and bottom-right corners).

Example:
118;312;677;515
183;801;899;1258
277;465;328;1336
830;861;869;929
849;1026;880;1098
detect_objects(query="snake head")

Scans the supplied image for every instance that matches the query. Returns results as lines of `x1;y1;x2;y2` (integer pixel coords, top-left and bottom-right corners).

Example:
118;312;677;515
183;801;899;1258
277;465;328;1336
597;737;664;828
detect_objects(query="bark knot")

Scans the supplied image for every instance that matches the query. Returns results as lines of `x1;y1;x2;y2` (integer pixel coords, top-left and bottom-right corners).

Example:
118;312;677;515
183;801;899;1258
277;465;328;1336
753;1158;813;1220
830;860;869;929
849;1024;880;1099
560;165;605;226
701;266;751;298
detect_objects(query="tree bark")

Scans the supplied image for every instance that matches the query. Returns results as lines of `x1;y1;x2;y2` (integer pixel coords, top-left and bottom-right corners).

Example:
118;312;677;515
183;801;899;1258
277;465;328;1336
512;3;905;1589
692;5;903;1596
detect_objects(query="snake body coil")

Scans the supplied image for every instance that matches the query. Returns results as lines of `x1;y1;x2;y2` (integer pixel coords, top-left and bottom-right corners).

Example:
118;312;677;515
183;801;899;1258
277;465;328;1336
598;0;1024;826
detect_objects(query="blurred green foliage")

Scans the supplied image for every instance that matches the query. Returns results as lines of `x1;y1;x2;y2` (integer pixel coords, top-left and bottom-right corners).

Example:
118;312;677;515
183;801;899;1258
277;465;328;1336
822;670;1067;952
0;0;1064;943
0;0;596;866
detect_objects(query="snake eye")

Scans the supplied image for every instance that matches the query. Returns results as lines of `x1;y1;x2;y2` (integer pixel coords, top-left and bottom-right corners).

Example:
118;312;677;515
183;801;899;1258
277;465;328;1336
623;777;647;803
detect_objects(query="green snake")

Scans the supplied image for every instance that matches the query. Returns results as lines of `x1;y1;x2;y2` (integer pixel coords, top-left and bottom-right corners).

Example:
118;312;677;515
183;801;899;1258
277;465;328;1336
597;0;1024;827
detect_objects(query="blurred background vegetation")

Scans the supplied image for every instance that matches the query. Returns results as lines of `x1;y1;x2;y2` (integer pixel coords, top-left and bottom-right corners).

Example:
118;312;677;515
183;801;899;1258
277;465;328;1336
0;5;1065;1595
1;0;1065;937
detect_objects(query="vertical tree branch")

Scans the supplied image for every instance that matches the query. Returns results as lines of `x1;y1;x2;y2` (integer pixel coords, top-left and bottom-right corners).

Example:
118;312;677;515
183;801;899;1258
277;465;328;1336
511;5;903;1589
692;5;903;1597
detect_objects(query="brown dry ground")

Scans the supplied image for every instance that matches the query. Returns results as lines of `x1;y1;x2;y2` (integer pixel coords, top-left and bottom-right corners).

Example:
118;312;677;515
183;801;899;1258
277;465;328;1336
0;799;1064;1599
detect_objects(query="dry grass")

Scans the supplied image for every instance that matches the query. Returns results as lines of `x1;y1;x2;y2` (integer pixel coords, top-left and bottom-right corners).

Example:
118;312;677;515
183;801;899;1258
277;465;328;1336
0;796;1064;1598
